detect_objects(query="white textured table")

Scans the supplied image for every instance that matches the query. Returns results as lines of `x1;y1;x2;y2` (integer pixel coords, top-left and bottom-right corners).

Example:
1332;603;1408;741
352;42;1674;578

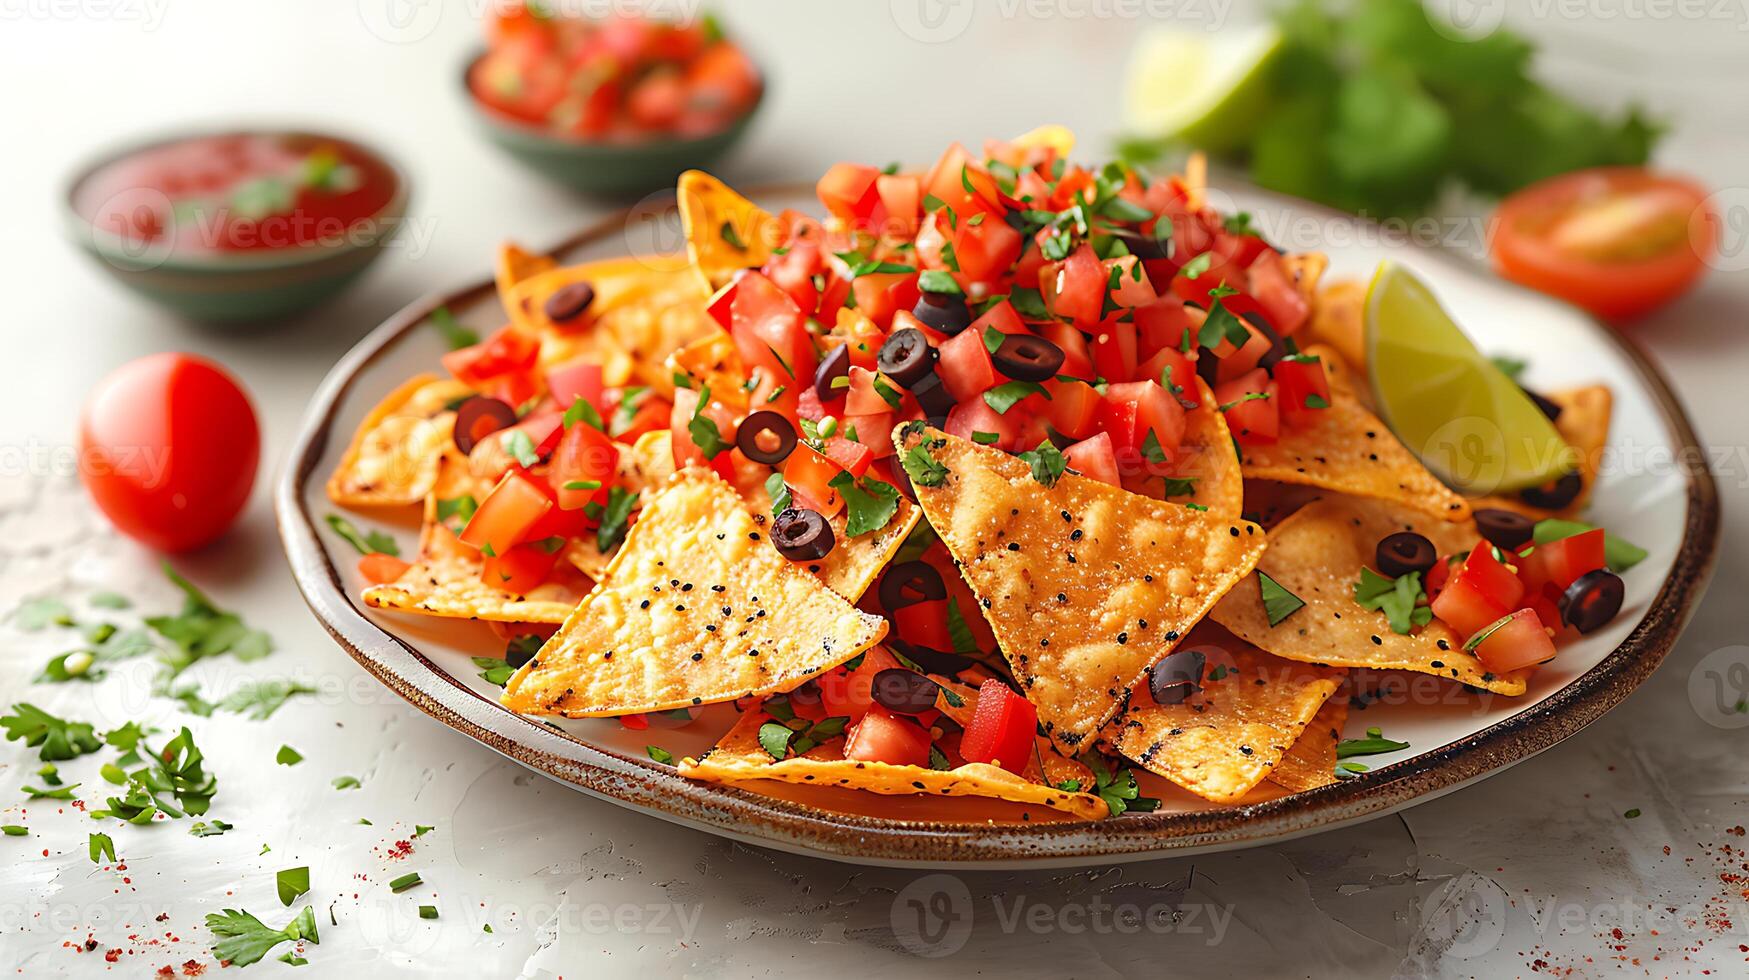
3;2;1747;976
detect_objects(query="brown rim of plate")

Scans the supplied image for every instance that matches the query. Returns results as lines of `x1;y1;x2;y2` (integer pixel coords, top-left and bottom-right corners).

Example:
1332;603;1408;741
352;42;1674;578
274;186;1720;867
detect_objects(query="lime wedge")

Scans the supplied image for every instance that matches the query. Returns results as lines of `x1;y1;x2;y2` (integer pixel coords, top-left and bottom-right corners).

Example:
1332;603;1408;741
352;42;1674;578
1365;261;1572;495
1123;25;1282;155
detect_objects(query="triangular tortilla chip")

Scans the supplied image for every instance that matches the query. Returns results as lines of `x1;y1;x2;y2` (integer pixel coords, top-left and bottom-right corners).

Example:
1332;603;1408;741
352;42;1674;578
678;170;775;293
1238;380;1472;523
1302;279;1369;403
1211;496;1528;695
504;470;888;717
1127;380;1243;519
667;331;749;411
1268;690;1348;793
1112;624;1343;804
495;241;557;318
1469;384;1612;520
512;257;714;394
327;374;472;508
680;684;1109;820
896;423;1268;754
565;430;677;581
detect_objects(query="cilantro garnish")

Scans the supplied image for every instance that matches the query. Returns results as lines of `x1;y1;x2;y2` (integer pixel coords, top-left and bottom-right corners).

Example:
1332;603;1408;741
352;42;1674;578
1223;212;1256;236
206;906;319;967
1139;429;1170;466
646;746;675;765
562;396;604;431
1178;253;1213;279
983;380;1051;415
502;430;539;468
970;431;1000;445
917;269;961;294
832;249;916;279
827;472;900;537
277;867;311;907
871;374;904;410
608;386;649;436
147;562;273;677
1159;476;1197;497
594;486;637;554
764;472;793;516
436;495;477;528
1336;725;1410;759
1197;299;1252;351
89;832;116;864
430;307;477;351
1018;439;1066;489
1304;393;1331;410
1;703;102;761
219;679;316;721
276;746;302;766
945;599;979;655
189;819;234;837
1008;286;1049;320
473;657;515;687
324;515;399;557
1258;571;1306;627
757;721;794;761
92;726;217;822
900;443;949;488
687;384;731;458
1079;753;1159;816
1352;568;1432;635
332;776;361;791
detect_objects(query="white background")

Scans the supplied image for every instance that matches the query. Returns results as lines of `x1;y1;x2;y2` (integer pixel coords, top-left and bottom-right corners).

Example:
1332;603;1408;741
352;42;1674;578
2;1;1748;976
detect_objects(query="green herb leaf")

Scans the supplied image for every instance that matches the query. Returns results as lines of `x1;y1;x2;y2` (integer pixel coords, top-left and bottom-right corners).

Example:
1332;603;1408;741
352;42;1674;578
473;657;516;687
277;867;311;907
1352;568;1432;635
983;380;1051;415
146;562;273;678
1258;571;1306;627
324;514;399;557
189;819;233;837
388;871;422;893
687;384;731;458
1530;518;1647;572
828;473;900;537
562;396;605;432
719;220;746;250
1018;439;1067;489
917;270;962;294
1336;735;1410;759
757;722;793;761
430;307;477;350
436;495;478;528
332;776;361;791
89;832;117;864
900;443;949;488
2;825;27;836
1;703;102;761
646;746;674;765
1178;253;1212;280
206;906;319;968
13;597;74;630
219;679;316;721
594;486;637;554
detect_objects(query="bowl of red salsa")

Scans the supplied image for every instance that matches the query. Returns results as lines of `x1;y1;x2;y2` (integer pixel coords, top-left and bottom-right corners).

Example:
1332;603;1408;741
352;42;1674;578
65;128;410;323
463;5;763;196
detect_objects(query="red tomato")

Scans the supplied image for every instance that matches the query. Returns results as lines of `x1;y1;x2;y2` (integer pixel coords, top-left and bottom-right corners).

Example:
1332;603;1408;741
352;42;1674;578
1104;255;1157;309
945;397;1020;451
1246;250;1310;335
936;328;998;403
782;444;845;518
873;173;923;239
821;435;872;478
842;705;933;767
1099;379;1185;462
1519;529;1607;595
892;598;956;651
840;412;896;458
951;214;1023;284
545;359;604;413
1490;167;1716;321
442;325;539;388
1063;432;1121;486
849;271;920;328
1042;244;1105;326
1430;576;1509;639
1470;608;1558;673
730;271;814;389
817;163;882;223
669;387;737;476
481;540;563;595
548;422;618;511
817;646;901;719
1039;322;1095;380
78;353;260;552
357;553;410;585
1274;354;1332;428
844;366;895;417
606;388;669;441
1214;369;1279;445
1138;347;1197;401
460;470;552;556
1044;378;1102;440
1454;545;1526;612
1135;297;1197;354
959;678;1037;774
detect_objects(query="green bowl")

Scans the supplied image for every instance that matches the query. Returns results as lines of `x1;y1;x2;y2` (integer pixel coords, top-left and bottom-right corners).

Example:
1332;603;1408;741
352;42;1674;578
62;127;412;325
461;51;762;198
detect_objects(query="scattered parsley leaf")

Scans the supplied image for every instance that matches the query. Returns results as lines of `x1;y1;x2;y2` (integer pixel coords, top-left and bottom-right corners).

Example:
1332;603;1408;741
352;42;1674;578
89;591;131;610
147;562;273;678
900;443;949;488
687;384;731;458
189;819;234;838
276;746;303;766
13;597;74;630
1;703;102;761
1352;568;1433;635
324;514;399;557
983;380;1051;415
332;776;361;791
388;872;423;893
917;269;961;294
594;486;637;554
646;746;675;765
1258;571;1306;627
757;722;793;761
1336;733;1410;759
219;679;317;721
1018;439;1067;489
562;396;604;432
277;867;311;907
430;307;477;351
89;832;117;863
206;906;319;968
827;473;900;537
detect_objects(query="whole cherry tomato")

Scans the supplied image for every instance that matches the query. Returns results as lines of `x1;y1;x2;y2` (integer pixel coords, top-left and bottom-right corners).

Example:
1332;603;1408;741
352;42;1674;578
79;353;260;552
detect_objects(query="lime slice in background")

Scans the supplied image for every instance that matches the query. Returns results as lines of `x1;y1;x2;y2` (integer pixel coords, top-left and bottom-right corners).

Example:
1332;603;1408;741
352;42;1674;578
1122;25;1282;156
1365;261;1572;496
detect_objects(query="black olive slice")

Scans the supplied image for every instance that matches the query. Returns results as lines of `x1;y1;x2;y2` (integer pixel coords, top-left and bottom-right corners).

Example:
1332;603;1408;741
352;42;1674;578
1521;385;1563;422
992;335;1065;382
1520;471;1583;510
772;508;834;561
891;641;976;678
1376;531;1437;578
1149;648;1208;705
1559;569;1624;634
879;560;947;611
452;396;519;455
543;282;596;323
912;290;973;336
1474;508;1536;550
814;343;851;402
735;410;798;465
878;328;938;389
908;371;956;425
871;668;941;715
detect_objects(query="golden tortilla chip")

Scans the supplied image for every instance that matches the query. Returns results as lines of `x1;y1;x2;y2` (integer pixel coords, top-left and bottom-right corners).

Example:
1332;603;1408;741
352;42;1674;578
1211;497;1528;695
563;430;678;581
514;257;714;394
1010;124;1076;156
741;479;922;603
1281;252;1330;309
1302;279;1368;400
1469;385;1612;519
667;331;749;411
1268;691;1348;793
495;241;557;317
327;374;473;508
503;470;888;717
678;170;775;292
1112;625;1343;804
680;693;1110;821
897;423;1268;754
1128;381;1243;519
361;553;584;624
1239;382;1471;523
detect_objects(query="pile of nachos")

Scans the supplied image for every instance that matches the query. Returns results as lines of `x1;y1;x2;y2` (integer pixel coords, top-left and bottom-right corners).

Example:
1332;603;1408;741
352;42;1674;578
326;127;1644;818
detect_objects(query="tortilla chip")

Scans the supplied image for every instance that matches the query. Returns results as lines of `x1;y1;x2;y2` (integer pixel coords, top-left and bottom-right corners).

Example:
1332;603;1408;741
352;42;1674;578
495;241;557;317
1268;692;1348;793
361;553;584;624
1211;497;1528;695
1469;385;1612;519
897;423;1268;754
1011;124;1076;156
513;258;715;394
327;374;473;508
1302;279;1368;399
1242;480;1328;529
1113;625;1343;804
1281;252;1330;309
1127;380;1243;518
678;170;775;292
680;693;1110;821
667;331;749;411
742;480;922;603
503;470;888;717
1239;382;1472;523
563;430;680;581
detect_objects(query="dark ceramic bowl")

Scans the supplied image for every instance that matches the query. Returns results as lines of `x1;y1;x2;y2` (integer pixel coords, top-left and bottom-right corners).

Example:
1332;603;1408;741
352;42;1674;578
461;50;762;197
63;126;411;324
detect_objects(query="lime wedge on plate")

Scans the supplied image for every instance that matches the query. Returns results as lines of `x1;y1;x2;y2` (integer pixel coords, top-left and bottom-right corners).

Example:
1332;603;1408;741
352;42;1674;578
1123;25;1282;155
1365;261;1571;495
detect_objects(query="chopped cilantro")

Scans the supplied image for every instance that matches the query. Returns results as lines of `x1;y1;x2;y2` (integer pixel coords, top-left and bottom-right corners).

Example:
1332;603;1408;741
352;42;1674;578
430;307;477;351
687;384;731;458
983;380;1051;415
900;444;949;488
917;269;961;294
324;514;399;556
594;486;637;554
1;703;102;761
562;396;604;431
206;906;319;967
1018;439;1067;489
147;562;273;678
277;866;311;907
1352;568;1433;635
646;746;675;765
827;473;900;537
219;679;316;721
1258;571;1306;627
332;776;361;791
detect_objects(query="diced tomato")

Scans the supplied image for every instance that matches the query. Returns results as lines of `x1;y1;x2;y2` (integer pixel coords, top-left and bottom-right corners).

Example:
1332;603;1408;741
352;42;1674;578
442;325;540;388
357;552;411;585
480;540;563;595
849;270;919;328
730;271;815;390
1104;255;1158;309
1063;432;1120;486
1099;380;1185;464
606;388;669;441
969;299;1027;338
782;443;845;518
921;143;989;219
1211;312;1275;384
1470;608;1558;673
1214;368;1279;445
844;366;897;418
763;238;821;314
669;386;737;476
1038;322;1094;380
1454;545;1527;612
1275;354;1332;428
797;384;829;421
959;678;1037;774
1091;318;1139;384
1246;249;1310;335
509;409;566;463
840;412;896;457
873;173;923;239
545;359;605;416
816;162;881;223
1135;297;1198;354
951;215;1023;284
821;435;872;478
705;278;737;330
937;327;999;403
892;598;956;651
1044;377;1102;440
460;470;552;556
548;421;618;511
1519;529;1606;595
816;646;901;719
1041;244;1106;327
945;397;1021;451
1138;347;1197;402
1430;576;1509;639
842;705;933;767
